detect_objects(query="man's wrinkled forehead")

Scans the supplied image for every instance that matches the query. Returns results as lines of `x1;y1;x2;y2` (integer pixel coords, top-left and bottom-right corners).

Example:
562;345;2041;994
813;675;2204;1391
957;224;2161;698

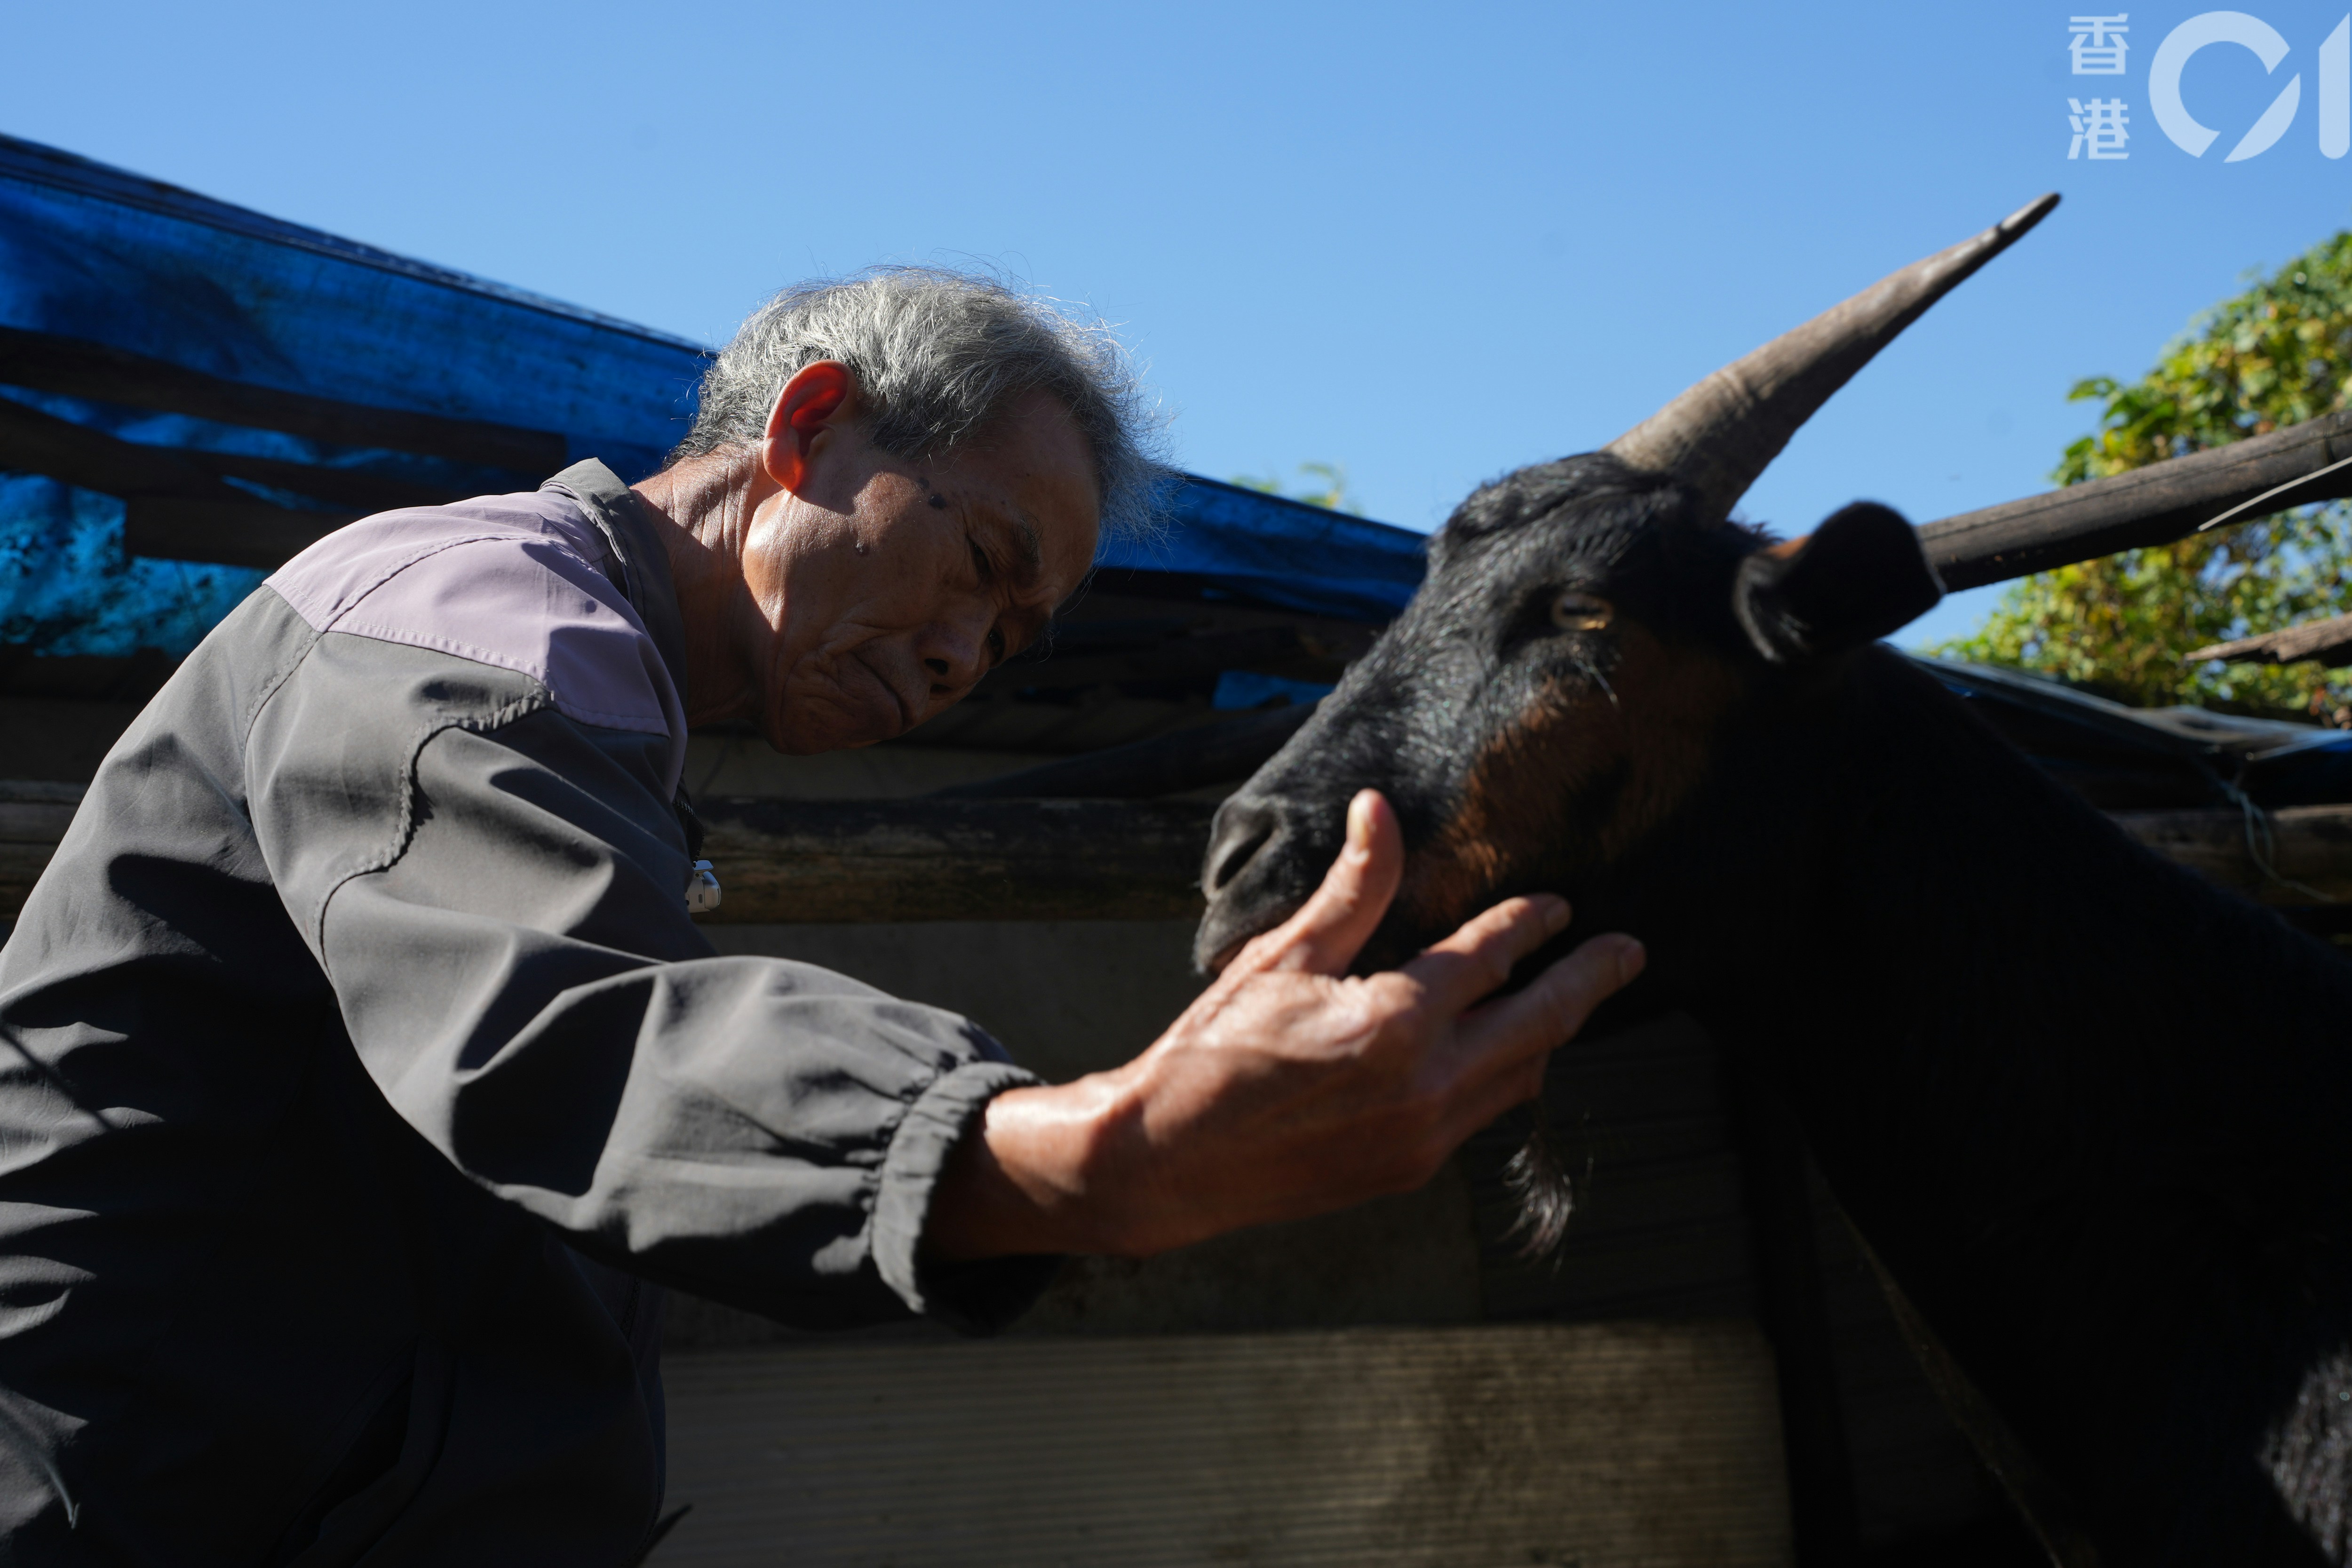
1004;509;1047;579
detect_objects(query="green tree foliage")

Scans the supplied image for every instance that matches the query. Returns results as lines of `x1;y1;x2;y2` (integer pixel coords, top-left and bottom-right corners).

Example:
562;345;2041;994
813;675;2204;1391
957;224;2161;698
1232;461;1359;514
1936;231;2352;724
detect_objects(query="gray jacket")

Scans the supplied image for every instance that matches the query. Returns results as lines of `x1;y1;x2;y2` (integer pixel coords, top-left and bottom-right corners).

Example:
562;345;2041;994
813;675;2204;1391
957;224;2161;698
0;462;1055;1565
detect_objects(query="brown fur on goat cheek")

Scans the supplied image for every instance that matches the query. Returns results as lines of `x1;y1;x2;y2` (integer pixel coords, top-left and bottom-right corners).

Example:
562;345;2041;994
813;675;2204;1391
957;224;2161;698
1399;628;1748;938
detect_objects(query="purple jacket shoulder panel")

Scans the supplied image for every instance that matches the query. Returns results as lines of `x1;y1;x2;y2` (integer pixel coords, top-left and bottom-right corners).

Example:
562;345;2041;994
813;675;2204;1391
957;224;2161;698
265;488;687;791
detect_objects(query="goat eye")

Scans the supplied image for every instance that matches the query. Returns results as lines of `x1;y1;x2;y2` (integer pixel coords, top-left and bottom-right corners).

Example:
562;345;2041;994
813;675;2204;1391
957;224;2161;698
1549;591;1614;633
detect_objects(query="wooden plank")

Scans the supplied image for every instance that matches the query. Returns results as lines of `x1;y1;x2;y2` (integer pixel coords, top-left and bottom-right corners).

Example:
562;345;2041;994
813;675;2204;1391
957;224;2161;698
1732;1064;1860;1563
1919;409;2352;590
935;703;1313;800
0;326;566;474
651;1323;1793;1568
0;381;473;567
8;794;2352;925
1804;1147;2024;1552
0;393;365;567
2110;804;2352;904
694;798;1219;922
0;788;79;916
172;450;454;515
122;496;354;569
0;388;246;501
975;624;1320;695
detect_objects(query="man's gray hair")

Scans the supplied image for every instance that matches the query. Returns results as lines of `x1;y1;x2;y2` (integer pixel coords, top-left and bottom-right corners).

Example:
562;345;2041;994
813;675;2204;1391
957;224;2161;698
674;267;1168;541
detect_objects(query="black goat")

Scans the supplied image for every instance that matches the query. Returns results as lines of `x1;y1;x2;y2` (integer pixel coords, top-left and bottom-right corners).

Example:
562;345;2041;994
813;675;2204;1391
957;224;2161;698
1194;200;2352;1565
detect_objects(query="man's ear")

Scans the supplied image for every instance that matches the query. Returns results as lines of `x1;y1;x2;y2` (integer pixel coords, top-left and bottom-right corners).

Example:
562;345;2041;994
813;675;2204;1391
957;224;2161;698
761;361;858;497
1731;501;1944;665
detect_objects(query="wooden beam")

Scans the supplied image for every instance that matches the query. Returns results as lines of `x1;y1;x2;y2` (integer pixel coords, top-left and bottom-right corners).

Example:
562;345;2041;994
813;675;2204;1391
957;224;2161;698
0;326;566;475
2185;613;2352;670
1920;409;2352;590
935;703;1314;801
694;799;1219;922
8;788;2352;925
0;791;1224;924
122;496;355;569
976;626;1321;696
0;787;79;923
0;380;480;567
2109;804;2352;905
0;389;246;501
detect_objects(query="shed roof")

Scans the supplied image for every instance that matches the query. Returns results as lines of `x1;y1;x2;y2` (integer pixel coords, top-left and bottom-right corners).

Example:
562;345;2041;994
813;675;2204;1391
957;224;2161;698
0;132;1426;659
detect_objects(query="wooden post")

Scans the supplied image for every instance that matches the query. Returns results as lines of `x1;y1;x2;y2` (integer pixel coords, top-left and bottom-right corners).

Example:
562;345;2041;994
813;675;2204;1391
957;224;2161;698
1731;1061;1860;1566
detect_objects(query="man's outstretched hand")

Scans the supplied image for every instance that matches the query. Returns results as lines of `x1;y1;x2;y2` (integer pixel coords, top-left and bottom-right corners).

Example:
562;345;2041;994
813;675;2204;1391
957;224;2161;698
924;789;1645;1261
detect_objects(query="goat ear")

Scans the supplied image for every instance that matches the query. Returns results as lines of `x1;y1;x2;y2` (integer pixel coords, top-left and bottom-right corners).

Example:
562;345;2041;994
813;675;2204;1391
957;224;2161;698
1731;501;1943;665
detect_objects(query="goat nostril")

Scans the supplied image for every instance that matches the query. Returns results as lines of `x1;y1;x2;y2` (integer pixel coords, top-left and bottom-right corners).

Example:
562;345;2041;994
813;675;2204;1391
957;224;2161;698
1210;825;1273;895
1205;801;1280;897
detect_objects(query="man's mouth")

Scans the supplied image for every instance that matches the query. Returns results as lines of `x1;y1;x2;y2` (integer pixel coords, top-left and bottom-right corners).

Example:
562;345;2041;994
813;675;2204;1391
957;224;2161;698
851;652;917;735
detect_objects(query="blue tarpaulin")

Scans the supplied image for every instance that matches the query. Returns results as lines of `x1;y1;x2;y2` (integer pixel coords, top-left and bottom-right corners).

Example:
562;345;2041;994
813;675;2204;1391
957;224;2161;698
0;133;1425;658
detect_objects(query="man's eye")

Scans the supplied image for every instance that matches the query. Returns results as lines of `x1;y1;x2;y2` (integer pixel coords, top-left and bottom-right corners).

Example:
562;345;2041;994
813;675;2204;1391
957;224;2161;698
986;626;1008;662
969;539;993;582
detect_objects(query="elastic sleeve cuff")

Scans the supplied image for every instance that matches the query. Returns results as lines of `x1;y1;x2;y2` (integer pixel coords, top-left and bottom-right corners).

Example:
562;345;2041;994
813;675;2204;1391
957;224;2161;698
872;1059;1064;1334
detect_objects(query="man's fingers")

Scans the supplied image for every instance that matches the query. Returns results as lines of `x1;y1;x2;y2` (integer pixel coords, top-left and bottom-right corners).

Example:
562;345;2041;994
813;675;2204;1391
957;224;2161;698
1253;791;1404;976
1445;1047;1557;1151
1456;933;1646;1071
1421;935;1645;1162
1400;893;1574;1016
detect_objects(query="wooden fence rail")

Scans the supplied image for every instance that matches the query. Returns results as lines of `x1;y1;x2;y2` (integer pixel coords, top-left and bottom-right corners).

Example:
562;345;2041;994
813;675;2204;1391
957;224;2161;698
6;785;2352;926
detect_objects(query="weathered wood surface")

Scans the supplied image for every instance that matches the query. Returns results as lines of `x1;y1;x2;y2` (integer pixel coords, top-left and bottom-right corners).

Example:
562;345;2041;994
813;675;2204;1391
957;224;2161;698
123;497;356;570
2186;611;2352;670
0;325;567;474
2109;804;2352;905
935;702;1314;801
974;625;1319;696
1919;409;2352;590
8;787;2352;923
652;1323;1793;1568
694;798;1220;922
0;333;565;568
0;788;78;923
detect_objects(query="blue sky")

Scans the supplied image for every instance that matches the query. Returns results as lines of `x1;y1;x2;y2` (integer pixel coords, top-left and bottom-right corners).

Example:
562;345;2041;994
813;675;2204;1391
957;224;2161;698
5;0;2350;645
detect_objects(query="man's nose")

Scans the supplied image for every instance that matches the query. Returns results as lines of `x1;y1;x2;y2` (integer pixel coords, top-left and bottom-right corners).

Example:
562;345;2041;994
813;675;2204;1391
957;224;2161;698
918;605;994;691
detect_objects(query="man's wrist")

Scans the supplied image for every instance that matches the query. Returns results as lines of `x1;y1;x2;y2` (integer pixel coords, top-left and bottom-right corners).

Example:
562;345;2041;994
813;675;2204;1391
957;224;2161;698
921;1070;1135;1261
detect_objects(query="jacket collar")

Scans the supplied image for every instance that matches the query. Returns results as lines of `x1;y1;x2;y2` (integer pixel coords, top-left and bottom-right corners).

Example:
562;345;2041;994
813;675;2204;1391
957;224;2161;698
541;458;691;714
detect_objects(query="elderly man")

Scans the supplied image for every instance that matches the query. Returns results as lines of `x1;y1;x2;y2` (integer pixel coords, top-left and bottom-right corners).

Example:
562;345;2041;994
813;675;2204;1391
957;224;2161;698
0;271;1641;1563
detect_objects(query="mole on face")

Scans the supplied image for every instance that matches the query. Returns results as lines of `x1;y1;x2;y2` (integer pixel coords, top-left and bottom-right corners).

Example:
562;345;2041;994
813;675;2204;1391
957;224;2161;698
927;493;948;511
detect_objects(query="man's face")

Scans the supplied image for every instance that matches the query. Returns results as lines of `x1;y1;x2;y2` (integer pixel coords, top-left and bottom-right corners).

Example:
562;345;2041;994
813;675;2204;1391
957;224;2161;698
744;390;1101;754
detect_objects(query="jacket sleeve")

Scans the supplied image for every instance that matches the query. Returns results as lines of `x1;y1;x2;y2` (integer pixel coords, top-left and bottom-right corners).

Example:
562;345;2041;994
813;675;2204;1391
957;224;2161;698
245;631;1059;1333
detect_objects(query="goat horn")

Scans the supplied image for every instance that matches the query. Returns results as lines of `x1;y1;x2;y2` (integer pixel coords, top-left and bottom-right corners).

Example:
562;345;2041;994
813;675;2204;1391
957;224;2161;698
1605;192;2060;522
